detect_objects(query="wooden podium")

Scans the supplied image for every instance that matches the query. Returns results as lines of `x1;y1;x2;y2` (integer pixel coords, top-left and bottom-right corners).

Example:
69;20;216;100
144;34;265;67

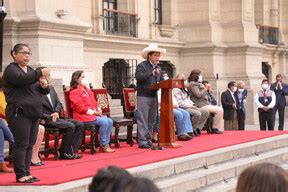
150;79;184;148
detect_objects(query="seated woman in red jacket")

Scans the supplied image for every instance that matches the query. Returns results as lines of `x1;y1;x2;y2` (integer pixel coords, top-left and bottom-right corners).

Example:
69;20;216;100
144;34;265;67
69;71;114;153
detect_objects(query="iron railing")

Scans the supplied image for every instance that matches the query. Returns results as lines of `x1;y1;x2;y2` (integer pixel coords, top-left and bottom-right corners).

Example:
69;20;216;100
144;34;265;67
257;24;279;45
102;59;137;99
103;8;138;37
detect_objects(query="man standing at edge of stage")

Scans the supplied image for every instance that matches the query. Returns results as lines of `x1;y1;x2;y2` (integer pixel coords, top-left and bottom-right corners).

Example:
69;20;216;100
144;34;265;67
270;74;288;130
135;43;166;148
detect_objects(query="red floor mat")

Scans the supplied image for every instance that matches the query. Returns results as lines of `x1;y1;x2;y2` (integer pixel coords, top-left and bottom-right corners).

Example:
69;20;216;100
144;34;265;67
0;130;286;186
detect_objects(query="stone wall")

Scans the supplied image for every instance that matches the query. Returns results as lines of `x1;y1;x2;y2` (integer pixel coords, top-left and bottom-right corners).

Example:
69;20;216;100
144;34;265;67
2;0;288;124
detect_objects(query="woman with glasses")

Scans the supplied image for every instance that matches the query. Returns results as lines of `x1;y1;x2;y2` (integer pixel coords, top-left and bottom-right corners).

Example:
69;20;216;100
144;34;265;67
2;44;50;183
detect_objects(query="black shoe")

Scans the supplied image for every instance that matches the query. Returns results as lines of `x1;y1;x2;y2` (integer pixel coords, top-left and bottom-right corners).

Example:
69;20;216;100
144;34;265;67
29;176;40;182
31;162;42;166
187;132;193;137
178;134;192;141
59;153;76;160
196;128;201;135
138;144;151;149
193;129;200;137
74;154;83;159
16;177;33;183
211;128;223;134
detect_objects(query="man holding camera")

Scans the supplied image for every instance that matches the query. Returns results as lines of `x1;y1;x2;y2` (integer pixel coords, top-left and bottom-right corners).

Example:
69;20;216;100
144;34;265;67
270;74;288;130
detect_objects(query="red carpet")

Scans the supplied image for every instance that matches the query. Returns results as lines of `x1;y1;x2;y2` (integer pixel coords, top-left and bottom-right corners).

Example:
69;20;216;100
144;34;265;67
0;131;286;186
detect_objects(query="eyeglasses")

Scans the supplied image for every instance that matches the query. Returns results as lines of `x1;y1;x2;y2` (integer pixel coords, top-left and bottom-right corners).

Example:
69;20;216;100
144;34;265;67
17;51;32;56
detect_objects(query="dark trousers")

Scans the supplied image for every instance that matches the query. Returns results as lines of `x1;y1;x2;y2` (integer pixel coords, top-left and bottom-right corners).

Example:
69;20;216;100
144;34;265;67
273;105;285;131
136;96;157;146
7;112;39;180
237;109;246;130
44;118;84;154
259;111;274;131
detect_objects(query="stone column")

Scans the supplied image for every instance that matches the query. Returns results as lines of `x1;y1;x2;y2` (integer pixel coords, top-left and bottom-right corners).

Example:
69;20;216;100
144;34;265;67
279;0;288;44
270;0;279;27
3;0;92;85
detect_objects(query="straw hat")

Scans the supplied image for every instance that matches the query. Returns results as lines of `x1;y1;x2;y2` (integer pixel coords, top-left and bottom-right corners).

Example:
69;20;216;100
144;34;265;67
141;43;166;59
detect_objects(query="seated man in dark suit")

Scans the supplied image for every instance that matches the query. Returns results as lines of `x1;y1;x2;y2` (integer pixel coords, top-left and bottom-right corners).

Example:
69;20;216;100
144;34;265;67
41;78;84;160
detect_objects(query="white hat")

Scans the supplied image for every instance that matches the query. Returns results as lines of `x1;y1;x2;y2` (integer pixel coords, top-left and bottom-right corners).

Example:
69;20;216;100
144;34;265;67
141;43;166;59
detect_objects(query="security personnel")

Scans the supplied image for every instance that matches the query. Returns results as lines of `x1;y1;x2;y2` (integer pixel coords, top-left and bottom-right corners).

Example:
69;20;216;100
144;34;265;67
255;79;276;130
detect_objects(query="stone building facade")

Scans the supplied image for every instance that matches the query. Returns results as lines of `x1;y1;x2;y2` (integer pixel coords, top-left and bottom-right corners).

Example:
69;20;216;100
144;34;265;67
1;0;288;124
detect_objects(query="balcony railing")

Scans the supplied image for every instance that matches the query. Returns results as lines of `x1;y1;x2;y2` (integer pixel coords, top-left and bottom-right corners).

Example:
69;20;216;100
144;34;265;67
103;9;138;37
257;24;279;45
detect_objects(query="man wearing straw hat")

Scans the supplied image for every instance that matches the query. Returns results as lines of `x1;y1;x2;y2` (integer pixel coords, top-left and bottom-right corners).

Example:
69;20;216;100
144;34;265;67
135;43;166;148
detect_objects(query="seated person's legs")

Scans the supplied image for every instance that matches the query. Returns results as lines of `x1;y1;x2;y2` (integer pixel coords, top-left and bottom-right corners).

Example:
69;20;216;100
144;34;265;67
44;119;80;159
0;118;14;173
201;105;223;134
178;108;193;135
85;116;114;153
31;125;45;166
174;109;192;141
66;119;84;152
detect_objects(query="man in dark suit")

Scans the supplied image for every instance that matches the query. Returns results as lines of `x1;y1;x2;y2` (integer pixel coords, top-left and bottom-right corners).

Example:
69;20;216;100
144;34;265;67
234;81;248;130
136;43;165;148
221;81;238;130
202;81;217;106
270;74;288;130
41;84;84;159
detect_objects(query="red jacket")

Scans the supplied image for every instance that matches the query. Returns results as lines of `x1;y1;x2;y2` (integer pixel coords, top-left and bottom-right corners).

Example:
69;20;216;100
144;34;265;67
69;85;98;122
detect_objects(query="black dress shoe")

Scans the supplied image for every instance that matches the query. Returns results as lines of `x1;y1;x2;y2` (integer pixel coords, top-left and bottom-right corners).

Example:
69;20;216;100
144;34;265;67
31;162;42;166
187;132;193;137
29;176;40;182
193;129;200;137
138;144;151;149
211;128;223;134
178;134;192;141
16;177;33;183
196;128;201;135
74;154;83;159
59;153;75;160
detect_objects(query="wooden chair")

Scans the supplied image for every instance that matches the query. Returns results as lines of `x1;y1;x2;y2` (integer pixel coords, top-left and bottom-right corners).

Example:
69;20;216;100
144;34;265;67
41;92;65;159
42;125;63;159
122;88;137;143
63;90;98;154
91;88;134;148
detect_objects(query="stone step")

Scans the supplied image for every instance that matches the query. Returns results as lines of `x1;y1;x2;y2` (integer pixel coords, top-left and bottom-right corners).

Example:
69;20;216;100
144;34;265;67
110;99;121;106
198;161;288;192
197;177;237;192
129;135;288;181
156;146;288;191
2;135;287;192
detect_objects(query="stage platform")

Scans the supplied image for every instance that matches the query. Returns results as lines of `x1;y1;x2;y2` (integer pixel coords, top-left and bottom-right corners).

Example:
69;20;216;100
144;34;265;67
1;131;288;192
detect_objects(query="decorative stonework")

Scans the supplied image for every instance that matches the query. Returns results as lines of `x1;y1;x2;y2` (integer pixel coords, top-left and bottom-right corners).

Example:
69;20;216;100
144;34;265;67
242;0;254;22
209;0;220;21
158;25;176;38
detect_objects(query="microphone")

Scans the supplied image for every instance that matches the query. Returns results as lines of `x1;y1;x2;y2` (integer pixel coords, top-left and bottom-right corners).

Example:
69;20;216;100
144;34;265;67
153;65;160;71
152;65;159;76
